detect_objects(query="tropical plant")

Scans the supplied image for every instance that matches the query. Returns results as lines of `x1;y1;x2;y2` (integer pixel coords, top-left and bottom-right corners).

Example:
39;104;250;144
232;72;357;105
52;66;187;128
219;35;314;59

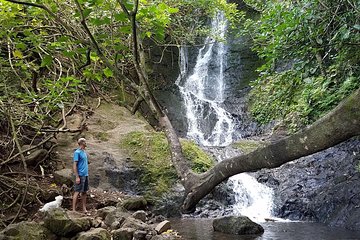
242;0;360;130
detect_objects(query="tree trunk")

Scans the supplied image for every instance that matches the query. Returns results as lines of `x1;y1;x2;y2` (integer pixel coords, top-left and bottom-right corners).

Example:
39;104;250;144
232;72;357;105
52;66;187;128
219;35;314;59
181;88;360;212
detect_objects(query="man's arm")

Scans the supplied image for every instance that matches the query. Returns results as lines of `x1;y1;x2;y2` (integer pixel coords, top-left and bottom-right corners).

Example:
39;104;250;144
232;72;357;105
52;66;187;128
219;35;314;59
73;161;80;184
73;151;80;184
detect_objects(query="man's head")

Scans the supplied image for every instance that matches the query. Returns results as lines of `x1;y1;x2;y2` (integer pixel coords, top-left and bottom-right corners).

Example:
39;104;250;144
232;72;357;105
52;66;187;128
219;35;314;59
77;138;87;149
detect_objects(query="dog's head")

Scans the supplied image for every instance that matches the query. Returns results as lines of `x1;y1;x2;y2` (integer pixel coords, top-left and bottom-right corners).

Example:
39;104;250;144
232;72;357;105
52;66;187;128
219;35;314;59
55;195;63;202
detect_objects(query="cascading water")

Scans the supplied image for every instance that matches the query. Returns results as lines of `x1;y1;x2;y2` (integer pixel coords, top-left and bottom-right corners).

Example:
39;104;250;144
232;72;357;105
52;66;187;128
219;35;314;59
176;12;274;222
176;13;235;147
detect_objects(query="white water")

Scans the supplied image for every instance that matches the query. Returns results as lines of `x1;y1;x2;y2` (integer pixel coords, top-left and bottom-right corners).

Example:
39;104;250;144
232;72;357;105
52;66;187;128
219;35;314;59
176;13;235;147
176;12;274;222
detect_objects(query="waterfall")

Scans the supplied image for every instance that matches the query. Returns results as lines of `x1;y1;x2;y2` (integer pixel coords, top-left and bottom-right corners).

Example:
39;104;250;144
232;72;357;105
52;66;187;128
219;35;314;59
176;12;274;222
176;12;235;147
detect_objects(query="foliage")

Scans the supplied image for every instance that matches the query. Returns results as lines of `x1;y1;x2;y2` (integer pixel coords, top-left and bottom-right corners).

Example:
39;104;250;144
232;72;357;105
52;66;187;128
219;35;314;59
181;139;215;173
242;0;360;131
120;131;214;197
0;0;239;125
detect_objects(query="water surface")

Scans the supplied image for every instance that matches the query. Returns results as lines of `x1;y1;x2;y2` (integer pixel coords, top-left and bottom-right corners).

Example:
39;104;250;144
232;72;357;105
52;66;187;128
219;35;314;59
170;218;360;240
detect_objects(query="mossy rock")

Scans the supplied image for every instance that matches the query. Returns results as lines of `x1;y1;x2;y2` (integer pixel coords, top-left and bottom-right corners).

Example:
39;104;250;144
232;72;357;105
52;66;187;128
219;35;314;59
120;131;214;198
232;139;268;154
1;221;56;240
75;228;111;240
119;196;147;211
213;216;264;235
44;208;91;237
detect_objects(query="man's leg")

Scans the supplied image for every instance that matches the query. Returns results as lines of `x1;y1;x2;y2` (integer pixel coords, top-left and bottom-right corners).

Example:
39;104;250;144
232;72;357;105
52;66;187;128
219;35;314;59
81;192;87;212
81;176;89;213
72;191;79;211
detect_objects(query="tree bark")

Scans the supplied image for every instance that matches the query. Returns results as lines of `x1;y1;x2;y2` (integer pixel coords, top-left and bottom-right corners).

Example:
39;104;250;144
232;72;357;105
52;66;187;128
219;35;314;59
181;88;360;212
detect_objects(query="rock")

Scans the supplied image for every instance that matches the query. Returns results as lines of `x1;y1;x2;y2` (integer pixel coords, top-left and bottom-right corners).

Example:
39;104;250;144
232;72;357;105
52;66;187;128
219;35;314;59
150;235;179;240
75;228;111;240
154;220;171;234
133;230;147;240
148;215;165;224
121;217;151;231
0;221;56;240
44;208;91;237
120;196;147;211
151;184;183;218
112;227;135;240
91;217;103;228
95;206;117;219
111;221;121;230
254;137;360;230
132;210;147;222
212;216;264;235
145;230;157;240
53;168;73;187
104;208;129;227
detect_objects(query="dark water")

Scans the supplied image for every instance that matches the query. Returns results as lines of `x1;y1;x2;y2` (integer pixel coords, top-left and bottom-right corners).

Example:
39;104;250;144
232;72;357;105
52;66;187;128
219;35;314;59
170;218;360;240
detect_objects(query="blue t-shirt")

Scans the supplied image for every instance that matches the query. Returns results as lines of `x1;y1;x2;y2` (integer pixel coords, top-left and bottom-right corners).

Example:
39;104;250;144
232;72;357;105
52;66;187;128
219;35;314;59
73;148;88;176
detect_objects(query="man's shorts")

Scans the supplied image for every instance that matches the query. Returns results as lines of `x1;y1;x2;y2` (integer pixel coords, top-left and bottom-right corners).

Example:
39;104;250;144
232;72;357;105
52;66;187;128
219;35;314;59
74;176;89;193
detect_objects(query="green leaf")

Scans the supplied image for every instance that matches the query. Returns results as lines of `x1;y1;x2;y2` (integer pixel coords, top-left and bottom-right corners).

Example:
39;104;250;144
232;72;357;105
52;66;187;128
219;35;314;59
103;67;113;78
168;7;179;14
13;50;23;59
83;8;92;18
41;55;53;67
115;12;128;22
63;50;75;58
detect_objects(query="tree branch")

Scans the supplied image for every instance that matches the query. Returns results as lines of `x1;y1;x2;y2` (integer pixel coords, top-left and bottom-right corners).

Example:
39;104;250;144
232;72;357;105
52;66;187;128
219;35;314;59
8;108;29;224
5;0;75;36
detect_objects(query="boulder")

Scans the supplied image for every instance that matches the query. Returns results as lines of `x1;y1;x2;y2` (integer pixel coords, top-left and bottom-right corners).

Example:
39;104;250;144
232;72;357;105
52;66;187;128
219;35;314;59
75;228;111;240
53;168;73;187
111;221;121;230
120;196;147;211
104;208;129;227
133;230;147;240
150;234;179;240
44;208;91;237
0;221;56;240
91;217;103;228
112;227;135;240
154;220;171;234
132;210;147;222
212;216;264;235
148;215;165;224
95;206;117;219
121;217;151;231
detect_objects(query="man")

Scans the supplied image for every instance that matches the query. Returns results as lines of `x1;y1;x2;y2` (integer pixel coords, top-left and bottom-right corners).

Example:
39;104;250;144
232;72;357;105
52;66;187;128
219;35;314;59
72;137;89;213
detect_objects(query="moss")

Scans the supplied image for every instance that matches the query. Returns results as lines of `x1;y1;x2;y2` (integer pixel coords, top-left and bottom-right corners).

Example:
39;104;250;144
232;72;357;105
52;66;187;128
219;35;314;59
92;131;109;141
120;131;214;199
232;139;268;154
181;139;214;173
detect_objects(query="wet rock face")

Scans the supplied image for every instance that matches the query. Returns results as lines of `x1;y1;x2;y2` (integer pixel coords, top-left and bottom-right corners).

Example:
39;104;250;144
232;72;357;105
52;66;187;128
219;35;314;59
152;182;235;218
88;152;142;194
255;137;360;230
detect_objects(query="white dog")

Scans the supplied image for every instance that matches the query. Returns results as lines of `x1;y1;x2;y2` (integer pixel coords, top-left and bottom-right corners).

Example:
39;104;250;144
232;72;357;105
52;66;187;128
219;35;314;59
39;195;63;212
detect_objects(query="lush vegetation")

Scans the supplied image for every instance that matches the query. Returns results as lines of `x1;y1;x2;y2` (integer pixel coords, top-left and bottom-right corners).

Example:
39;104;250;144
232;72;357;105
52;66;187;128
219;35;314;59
0;0;238;130
0;0;236;226
243;0;359;130
120;131;214;199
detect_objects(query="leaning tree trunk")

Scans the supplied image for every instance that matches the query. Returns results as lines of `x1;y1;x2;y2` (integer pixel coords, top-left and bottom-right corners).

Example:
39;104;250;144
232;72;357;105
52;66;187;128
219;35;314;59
181;88;360;212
